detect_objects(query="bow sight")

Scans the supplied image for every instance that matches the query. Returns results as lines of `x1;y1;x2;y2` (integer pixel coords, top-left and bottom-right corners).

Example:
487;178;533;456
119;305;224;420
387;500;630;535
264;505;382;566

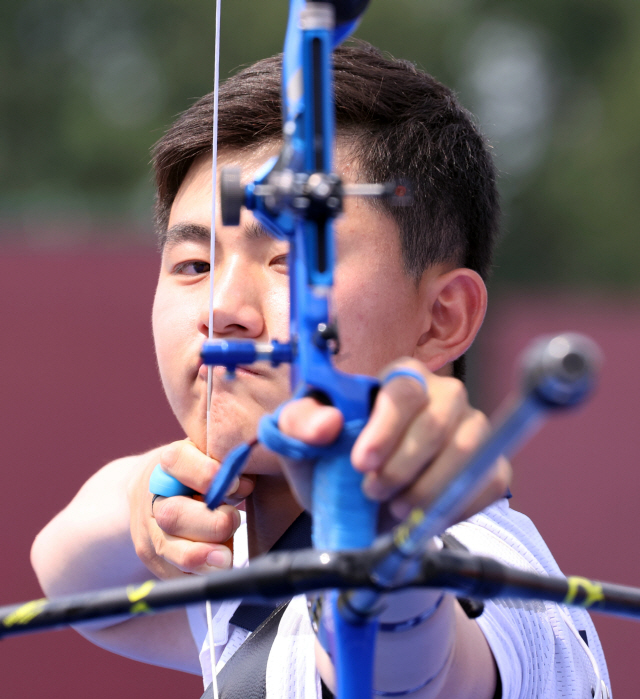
221;169;409;229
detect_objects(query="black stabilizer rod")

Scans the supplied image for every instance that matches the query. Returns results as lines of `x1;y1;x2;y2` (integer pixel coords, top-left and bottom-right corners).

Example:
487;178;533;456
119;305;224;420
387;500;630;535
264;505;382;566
0;549;378;639
4;546;640;640
417;548;640;620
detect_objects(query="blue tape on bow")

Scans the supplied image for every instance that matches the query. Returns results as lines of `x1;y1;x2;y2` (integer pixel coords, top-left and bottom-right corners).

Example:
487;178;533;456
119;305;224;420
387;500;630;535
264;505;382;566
259;406;377;551
258;405;365;461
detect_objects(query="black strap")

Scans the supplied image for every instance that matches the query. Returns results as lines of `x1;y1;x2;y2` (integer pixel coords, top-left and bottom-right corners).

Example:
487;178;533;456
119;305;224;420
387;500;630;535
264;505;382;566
321;680;335;699
441;532;485;619
200;602;289;699
229;513;312;633
199;513;313;698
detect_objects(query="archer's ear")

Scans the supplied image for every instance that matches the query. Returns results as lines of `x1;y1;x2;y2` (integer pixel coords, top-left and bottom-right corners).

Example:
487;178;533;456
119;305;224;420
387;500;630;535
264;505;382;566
413;268;487;372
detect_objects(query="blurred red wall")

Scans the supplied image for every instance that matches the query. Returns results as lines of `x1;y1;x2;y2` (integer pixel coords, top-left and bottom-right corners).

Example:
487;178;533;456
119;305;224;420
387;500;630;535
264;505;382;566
1;249;639;697
0;249;202;698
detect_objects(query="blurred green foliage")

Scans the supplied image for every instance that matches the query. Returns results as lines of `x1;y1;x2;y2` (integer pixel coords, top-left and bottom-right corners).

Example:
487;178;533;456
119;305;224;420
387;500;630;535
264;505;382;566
1;0;639;288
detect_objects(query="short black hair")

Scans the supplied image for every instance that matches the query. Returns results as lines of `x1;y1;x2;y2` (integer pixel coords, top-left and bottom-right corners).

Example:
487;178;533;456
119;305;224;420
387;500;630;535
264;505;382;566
153;41;500;379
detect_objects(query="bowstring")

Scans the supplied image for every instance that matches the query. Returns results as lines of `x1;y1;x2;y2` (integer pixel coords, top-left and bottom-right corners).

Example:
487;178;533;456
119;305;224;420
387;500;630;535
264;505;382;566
206;0;222;696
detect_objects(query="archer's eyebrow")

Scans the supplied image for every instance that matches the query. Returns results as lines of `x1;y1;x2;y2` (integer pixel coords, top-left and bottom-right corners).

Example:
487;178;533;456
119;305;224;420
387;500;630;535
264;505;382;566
162;220;272;250
244;221;272;241
162;223;209;250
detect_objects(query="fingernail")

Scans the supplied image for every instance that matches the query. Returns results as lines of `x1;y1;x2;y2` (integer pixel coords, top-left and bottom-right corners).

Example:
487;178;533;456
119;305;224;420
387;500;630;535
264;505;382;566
207;548;232;569
358;450;380;471
226;477;240;496
159;442;180;467
239;475;256;492
363;476;384;501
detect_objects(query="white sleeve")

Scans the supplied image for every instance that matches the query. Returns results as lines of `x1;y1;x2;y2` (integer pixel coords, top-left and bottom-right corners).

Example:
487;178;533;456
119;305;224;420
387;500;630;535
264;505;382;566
447;499;611;699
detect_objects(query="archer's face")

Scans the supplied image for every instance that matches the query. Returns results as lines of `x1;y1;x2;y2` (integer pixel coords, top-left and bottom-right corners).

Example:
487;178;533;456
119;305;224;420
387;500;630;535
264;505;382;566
152;148;429;469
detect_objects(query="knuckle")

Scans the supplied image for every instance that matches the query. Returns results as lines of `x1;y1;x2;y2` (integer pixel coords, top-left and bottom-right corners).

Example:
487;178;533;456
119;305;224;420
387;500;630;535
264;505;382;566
149;529;166;559
455;438;478;462
160;440;184;469
393;378;427;407
374;472;405;497
415;406;445;437
196;469;215;495
154;498;182;534
278;400;298;426
454;416;488;458
382;364;428;405
443;377;468;407
174;548;190;571
469;409;491;440
133;537;152;563
279;398;315;435
176;546;206;573
209;510;235;543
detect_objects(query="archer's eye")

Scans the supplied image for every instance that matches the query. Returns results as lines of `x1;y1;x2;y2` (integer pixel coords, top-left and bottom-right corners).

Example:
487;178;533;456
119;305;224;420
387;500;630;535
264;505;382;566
270;254;289;274
174;260;210;276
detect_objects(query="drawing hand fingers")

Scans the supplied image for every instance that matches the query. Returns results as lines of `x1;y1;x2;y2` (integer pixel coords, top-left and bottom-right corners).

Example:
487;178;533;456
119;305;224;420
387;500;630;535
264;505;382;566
153;496;241;544
158;440;221;494
151;526;233;575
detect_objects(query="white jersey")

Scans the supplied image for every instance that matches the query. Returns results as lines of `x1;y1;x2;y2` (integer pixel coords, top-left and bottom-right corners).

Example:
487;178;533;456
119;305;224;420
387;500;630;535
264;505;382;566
187;499;611;699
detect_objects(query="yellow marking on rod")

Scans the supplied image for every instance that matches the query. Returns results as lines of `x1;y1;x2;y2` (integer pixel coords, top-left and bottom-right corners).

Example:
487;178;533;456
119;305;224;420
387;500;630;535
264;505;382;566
127;580;156;614
3;599;48;627
394;508;425;547
408;508;424;527
564;576;604;608
130;601;152;614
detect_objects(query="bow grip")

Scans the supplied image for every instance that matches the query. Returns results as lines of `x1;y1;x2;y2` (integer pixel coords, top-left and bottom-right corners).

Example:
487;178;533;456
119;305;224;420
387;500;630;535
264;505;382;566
312;449;378;551
258;408;378;551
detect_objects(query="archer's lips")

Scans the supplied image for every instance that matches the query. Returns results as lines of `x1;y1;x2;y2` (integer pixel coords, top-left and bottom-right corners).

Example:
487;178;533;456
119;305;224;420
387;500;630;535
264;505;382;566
197;362;269;380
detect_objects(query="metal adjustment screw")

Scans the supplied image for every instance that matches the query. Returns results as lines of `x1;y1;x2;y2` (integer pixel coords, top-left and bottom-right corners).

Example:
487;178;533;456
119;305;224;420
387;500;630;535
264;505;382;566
308;173;332;198
305;173;343;218
315;322;340;354
293;196;310;210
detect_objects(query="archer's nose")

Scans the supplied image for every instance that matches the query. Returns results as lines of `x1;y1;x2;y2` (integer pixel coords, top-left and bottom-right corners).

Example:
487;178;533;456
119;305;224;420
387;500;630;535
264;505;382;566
202;257;265;339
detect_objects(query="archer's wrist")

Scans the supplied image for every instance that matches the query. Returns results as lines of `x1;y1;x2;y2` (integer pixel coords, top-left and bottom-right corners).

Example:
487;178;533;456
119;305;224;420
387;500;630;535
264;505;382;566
377;588;445;628
373;592;456;698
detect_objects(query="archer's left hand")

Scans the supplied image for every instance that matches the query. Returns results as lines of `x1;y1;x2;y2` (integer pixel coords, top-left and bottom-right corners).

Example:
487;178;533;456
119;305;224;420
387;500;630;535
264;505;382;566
277;357;511;528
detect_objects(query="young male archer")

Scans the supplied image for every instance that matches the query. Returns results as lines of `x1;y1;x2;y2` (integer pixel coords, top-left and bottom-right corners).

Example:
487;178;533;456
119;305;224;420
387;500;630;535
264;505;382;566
32;43;610;699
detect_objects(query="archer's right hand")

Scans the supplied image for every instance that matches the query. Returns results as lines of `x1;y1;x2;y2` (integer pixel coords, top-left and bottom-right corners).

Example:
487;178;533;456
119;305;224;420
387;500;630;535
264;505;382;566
128;440;255;578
